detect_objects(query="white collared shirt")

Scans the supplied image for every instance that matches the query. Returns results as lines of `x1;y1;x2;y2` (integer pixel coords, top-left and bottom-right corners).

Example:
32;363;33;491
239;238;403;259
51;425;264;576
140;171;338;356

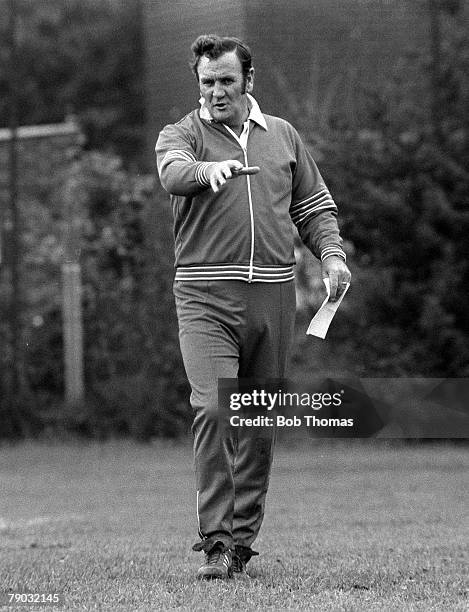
223;120;250;149
199;93;268;149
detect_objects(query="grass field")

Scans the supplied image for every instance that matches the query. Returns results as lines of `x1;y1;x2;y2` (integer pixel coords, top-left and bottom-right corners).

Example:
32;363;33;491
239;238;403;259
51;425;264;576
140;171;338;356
0;440;467;611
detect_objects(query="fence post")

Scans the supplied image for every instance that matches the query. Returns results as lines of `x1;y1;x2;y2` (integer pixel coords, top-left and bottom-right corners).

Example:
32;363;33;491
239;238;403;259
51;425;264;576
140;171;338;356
62;261;84;404
62;160;84;405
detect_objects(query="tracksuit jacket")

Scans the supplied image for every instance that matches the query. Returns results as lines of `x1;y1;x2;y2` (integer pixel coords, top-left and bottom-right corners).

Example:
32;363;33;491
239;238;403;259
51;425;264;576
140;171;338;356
155;95;346;281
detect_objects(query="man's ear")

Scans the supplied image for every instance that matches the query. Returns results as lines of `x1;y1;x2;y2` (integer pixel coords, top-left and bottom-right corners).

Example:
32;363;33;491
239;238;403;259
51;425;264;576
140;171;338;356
246;67;254;93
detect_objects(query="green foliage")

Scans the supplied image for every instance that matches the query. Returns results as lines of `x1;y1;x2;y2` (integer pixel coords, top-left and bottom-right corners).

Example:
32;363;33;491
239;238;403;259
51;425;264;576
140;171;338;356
296;4;469;376
1;151;190;439
76;154;189;437
0;0;144;162
59;153;189;439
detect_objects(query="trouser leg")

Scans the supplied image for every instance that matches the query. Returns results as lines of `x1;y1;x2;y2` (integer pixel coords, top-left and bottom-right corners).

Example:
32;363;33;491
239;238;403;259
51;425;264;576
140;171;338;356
174;279;296;552
173;280;242;550
233;281;296;548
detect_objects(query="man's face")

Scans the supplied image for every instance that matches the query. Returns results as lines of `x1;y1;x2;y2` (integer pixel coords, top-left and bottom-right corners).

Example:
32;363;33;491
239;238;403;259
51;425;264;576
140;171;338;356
197;50;253;130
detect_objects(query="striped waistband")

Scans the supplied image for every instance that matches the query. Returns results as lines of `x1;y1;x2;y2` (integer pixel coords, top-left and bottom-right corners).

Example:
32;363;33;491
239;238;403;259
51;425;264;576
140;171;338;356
175;264;295;283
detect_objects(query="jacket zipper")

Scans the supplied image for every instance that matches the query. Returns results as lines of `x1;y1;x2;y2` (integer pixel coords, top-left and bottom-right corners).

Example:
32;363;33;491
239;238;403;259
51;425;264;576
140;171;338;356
243;146;255;282
222;123;255;283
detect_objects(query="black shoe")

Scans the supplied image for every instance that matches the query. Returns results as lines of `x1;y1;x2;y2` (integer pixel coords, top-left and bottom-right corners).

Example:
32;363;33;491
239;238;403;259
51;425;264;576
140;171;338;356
232;552;250;579
196;542;233;580
232;545;258;579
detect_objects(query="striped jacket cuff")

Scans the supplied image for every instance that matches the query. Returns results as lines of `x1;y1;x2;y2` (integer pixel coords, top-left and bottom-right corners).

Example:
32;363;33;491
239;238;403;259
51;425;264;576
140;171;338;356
194;162;214;187
159;150;214;189
320;246;346;262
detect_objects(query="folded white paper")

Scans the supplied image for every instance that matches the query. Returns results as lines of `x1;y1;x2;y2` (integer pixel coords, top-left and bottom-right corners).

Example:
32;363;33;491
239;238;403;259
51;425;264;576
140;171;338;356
306;278;350;339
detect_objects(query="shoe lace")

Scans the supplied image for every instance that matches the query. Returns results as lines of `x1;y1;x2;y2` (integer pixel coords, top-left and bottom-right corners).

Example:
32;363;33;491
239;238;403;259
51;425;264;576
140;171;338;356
207;546;223;565
232;554;245;573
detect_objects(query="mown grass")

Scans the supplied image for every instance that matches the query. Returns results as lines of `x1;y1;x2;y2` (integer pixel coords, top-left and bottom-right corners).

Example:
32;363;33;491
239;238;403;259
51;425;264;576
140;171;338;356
0;440;467;611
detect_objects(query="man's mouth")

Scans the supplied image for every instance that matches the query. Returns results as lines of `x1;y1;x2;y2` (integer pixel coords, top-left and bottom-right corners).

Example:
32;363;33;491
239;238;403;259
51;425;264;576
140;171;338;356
213;103;227;111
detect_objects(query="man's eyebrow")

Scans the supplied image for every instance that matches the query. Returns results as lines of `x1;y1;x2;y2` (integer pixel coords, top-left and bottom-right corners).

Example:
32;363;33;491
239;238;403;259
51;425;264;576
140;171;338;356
201;72;236;81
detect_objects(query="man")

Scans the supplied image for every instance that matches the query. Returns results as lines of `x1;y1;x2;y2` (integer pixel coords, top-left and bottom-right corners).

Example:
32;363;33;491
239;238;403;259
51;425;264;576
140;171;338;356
156;34;350;580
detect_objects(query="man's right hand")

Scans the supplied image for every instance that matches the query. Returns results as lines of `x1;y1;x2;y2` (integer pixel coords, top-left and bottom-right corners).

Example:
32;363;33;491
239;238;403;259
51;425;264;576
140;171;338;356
206;160;260;193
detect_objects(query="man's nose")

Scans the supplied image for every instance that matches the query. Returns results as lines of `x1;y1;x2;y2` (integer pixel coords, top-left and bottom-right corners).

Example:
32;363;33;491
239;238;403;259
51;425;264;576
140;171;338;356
212;82;225;98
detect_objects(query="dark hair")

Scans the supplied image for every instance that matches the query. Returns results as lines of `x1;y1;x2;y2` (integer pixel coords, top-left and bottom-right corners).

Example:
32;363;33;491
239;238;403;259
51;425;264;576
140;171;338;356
190;34;252;81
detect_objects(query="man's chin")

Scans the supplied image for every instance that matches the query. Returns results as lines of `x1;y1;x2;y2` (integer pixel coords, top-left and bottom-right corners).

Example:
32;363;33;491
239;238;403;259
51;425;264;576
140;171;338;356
210;107;231;122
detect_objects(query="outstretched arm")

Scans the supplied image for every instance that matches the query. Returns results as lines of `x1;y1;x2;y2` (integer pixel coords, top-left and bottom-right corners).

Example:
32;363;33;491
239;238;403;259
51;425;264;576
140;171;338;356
156;123;259;196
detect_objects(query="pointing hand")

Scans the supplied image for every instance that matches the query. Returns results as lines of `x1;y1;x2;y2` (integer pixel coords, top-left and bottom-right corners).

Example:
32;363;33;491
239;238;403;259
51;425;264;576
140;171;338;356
206;160;260;193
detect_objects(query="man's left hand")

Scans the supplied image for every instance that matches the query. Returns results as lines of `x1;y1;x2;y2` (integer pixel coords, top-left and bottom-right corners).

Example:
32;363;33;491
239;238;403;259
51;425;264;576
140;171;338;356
321;256;351;302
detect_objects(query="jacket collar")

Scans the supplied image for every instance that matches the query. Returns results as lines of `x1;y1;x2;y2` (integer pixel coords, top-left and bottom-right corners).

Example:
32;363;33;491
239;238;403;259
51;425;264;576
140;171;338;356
199;94;268;131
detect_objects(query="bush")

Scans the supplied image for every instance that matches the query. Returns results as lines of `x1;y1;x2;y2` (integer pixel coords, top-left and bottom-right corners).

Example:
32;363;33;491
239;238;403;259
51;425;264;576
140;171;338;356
292;5;469;378
1;151;190;439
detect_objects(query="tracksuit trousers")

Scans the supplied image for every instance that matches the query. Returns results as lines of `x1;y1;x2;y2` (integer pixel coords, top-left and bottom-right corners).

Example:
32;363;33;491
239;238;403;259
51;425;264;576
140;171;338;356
173;279;296;554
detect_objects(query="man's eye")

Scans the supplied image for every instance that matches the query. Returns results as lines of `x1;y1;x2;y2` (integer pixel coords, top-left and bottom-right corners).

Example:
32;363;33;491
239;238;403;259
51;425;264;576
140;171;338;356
201;80;214;87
